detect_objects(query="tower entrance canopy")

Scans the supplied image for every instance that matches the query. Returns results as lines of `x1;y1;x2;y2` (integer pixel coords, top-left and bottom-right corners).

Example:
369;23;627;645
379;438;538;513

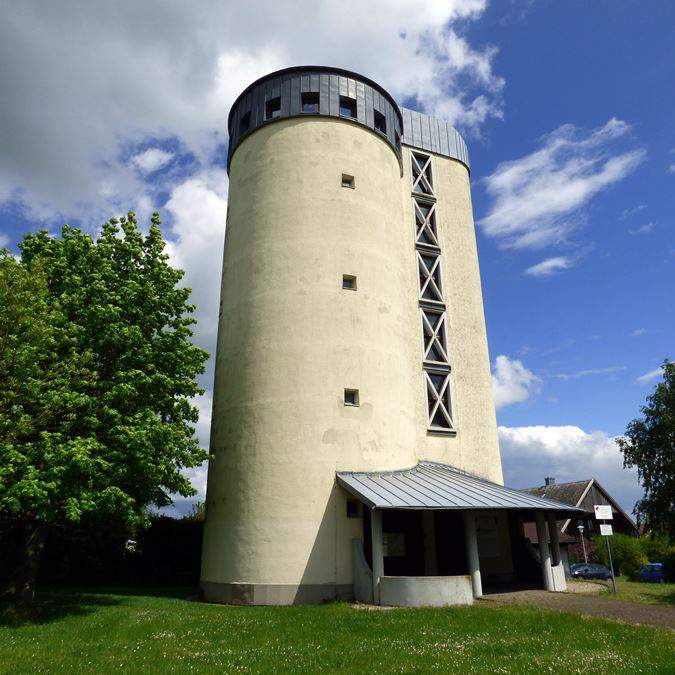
339;462;583;606
337;461;583;516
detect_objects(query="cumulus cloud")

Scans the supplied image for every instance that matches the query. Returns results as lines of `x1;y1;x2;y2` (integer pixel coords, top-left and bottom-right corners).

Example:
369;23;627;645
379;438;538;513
163;169;228;359
0;0;503;222
132;148;174;174
492;355;541;409
478;118;645;250
156;172;226;512
499;425;640;513
524;256;573;277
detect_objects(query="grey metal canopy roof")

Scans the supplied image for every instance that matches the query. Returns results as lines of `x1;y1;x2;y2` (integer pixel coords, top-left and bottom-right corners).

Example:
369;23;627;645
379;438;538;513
337;461;584;515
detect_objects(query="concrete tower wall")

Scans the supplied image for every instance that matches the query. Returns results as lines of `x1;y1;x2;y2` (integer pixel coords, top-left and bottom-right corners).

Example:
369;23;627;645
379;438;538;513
201;118;422;603
201;68;503;604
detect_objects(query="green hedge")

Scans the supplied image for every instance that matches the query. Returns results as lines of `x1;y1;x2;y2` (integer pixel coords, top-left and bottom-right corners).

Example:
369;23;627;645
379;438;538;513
592;533;675;580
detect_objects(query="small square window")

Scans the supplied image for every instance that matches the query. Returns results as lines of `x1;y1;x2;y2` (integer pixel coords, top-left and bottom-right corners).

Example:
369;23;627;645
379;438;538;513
341;174;354;189
344;389;359;407
346;500;361;518
342;274;357;290
239;111;251;134
339;96;357;119
301;92;320;113
265;97;281;120
374;110;387;135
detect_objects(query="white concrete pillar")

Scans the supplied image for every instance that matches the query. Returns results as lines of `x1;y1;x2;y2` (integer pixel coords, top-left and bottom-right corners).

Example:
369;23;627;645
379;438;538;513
547;512;561;567
371;509;384;605
535;511;554;591
422;511;438;575
463;511;482;598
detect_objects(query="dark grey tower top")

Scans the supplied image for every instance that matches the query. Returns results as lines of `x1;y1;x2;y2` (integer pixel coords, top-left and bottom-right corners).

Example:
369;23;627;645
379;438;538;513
227;66;404;170
227;66;470;173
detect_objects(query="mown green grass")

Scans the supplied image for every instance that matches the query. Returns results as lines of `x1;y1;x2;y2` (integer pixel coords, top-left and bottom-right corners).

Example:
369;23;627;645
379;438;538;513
597;575;675;606
1;587;673;674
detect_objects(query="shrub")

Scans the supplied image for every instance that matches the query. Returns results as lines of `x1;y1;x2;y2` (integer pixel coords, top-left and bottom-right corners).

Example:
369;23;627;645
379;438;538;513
593;533;647;578
639;535;671;564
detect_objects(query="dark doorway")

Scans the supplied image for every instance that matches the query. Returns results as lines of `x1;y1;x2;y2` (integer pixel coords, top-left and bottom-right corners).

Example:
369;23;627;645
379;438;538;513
363;509;469;577
434;510;467;575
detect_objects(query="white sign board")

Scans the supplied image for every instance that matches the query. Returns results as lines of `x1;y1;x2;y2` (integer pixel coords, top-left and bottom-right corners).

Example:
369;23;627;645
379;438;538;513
600;523;613;536
594;505;613;520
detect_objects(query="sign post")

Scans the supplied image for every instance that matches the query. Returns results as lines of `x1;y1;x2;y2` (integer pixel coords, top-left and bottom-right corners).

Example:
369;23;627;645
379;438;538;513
595;505;616;594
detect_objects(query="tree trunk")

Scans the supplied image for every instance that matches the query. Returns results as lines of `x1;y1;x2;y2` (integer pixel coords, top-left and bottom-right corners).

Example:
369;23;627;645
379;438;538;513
3;521;48;608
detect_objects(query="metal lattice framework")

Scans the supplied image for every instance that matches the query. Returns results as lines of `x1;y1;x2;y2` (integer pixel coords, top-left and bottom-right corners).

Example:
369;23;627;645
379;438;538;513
409;150;454;431
412;152;434;196
414;199;439;248
425;370;453;430
421;309;449;364
417;251;444;304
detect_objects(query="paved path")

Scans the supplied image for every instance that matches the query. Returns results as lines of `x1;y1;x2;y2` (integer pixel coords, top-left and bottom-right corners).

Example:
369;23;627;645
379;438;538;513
481;589;675;630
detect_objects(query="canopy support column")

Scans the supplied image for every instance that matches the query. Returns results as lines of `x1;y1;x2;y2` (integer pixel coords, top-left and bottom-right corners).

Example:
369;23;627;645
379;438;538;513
463;511;482;598
547;512;561;567
536;511;554;591
371;509;384;605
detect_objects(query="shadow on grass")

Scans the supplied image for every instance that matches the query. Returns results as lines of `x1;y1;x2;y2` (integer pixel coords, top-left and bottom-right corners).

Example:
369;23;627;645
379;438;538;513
0;586;195;627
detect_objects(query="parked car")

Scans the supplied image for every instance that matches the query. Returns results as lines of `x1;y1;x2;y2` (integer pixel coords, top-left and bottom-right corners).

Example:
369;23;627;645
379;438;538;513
636;563;663;583
570;563;613;580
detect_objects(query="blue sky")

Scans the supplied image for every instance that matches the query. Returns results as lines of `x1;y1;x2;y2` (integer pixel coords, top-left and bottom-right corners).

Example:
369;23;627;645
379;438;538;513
1;1;672;514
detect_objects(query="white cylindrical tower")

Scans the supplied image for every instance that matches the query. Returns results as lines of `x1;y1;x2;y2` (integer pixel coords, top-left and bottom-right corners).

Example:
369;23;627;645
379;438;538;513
201;66;502;605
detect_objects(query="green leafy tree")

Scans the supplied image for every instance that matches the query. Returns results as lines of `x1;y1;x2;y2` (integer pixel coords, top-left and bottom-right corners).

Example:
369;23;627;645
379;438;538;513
0;213;208;606
617;361;675;539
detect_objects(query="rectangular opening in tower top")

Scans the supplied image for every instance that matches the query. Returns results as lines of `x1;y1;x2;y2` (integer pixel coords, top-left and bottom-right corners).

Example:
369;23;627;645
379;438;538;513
374;110;387;135
265;97;281;120
339;96;357;119
301;92;319;113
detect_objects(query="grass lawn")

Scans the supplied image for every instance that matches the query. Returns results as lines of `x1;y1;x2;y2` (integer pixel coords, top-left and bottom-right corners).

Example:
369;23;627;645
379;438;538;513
1;587;673;674
595;576;675;606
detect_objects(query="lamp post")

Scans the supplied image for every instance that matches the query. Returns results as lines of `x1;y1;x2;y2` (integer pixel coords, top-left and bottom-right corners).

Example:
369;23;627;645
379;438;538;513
577;522;588;563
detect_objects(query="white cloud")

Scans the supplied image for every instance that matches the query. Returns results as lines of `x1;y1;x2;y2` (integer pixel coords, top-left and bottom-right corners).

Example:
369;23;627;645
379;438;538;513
492;355;541;409
0;234;8;248
499;425;641;513
555;366;626;381
160;171;226;509
0;0;503;221
478;118;645;250
132;148;174;174
630;328;647;337
668;164;675;174
629;222;654;235
636;364;668;384
620;203;647;219
164;169;228;359
524;256;573;277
